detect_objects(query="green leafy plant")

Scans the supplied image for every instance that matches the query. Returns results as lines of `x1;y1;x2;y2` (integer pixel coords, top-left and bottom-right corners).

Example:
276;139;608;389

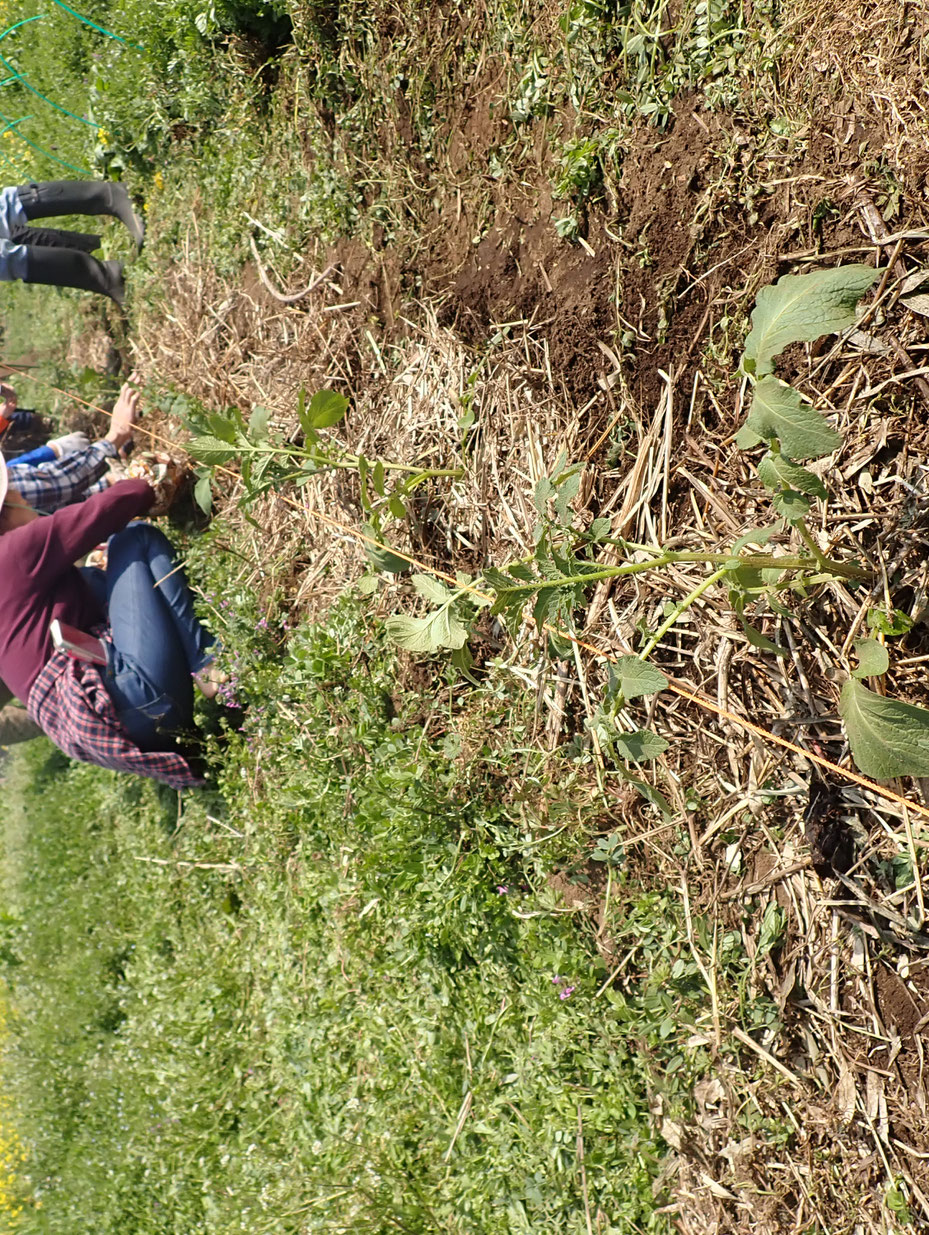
183;267;929;785
382;264;929;784
185;388;461;561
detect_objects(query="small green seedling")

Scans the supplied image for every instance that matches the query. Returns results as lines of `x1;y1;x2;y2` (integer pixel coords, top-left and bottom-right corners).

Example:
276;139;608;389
185;389;461;570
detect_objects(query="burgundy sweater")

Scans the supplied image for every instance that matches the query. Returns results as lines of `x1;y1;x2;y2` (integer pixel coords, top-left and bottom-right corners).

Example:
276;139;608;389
0;479;154;704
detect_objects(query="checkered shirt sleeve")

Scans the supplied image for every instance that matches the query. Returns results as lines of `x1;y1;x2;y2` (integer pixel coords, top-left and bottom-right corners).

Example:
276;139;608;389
7;440;117;514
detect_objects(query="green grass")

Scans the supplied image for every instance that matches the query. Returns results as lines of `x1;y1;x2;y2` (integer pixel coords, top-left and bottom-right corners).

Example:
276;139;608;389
0;0;786;273
0;559;727;1232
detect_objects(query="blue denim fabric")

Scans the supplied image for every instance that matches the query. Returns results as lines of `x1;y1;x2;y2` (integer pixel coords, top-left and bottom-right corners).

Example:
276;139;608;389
0;238;29;282
0;185;27;236
79;564;107;611
100;523;217;751
0;187;29;281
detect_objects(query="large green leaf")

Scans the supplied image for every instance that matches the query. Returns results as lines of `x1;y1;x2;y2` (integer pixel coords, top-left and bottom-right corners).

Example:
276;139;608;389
386;605;470;653
839;679;929;779
299;389;349;434
772;490;810;523
613;656;668;700
756;452;827;499
611;728;668;762
362;523;408;574
742;265;878;376
248;405;271;441
386;582;470;652
737;377;841;460
411;574;453;605
187;435;240;465
193;474;212;514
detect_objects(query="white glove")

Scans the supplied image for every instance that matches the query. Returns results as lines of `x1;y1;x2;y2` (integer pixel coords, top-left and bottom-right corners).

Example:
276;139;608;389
48;431;92;458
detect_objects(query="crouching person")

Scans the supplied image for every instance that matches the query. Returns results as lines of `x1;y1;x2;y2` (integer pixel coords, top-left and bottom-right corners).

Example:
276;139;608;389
0;392;221;789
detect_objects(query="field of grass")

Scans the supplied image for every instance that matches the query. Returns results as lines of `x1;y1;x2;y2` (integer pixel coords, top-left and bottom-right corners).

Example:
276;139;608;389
1;575;728;1233
3;0;929;1232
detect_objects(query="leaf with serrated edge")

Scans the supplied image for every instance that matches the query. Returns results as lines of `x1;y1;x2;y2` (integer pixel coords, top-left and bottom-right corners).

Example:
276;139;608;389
839;679;929;779
187;435;240;465
412;574;452;605
386;605;469;653
742;265;878;376
614;656;668;699
611;729;669;762
742;377;841;460
757;452;827;498
852;638;889;680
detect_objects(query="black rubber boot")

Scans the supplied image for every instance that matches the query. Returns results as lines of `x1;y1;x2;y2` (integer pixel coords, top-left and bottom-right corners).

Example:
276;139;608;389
23;246;125;306
9;224;101;252
16;180;145;251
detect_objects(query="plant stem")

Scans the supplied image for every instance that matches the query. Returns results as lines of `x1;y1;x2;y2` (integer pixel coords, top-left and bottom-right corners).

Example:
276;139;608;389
794;518;833;574
493;550;860;595
492;534;872;593
265;442;462;479
639;566;731;662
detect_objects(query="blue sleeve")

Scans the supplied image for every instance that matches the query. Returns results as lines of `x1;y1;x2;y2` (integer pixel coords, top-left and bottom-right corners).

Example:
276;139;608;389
12;444;55;466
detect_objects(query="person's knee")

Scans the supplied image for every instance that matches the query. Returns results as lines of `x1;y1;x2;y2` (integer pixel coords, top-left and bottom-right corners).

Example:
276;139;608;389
111;520;172;557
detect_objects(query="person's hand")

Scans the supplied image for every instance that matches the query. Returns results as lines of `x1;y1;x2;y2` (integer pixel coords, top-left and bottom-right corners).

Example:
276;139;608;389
104;377;141;453
126;452;182;516
48;431;92;458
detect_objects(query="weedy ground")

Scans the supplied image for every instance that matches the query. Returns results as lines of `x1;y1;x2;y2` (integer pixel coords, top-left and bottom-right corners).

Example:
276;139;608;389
2;0;929;1231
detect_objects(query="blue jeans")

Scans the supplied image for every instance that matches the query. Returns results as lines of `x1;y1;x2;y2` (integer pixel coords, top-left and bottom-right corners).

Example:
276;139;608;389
0;186;28;281
99;523;216;751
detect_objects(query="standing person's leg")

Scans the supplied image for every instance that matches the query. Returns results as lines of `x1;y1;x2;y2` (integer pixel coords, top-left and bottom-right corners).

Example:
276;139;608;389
103;523;217;750
8;224;100;251
15;180;144;249
0;184;124;302
0;237;28;285
20;244;125;304
0;184;26;239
